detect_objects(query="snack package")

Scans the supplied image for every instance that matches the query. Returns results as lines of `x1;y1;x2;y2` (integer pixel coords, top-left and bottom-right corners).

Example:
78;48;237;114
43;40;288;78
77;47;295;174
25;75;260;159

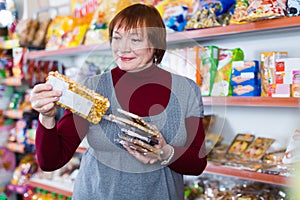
199;46;219;96
246;0;286;22
242;137;275;161
260;51;288;96
211;48;244;96
230;0;250;24
227;133;255;158
185;0;236;30
103;108;161;158
287;0;300;16
46;71;110;124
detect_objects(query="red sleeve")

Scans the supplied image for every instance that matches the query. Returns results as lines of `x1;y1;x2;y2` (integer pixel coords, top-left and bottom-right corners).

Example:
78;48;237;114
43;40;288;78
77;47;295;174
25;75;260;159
35;110;89;171
168;116;207;175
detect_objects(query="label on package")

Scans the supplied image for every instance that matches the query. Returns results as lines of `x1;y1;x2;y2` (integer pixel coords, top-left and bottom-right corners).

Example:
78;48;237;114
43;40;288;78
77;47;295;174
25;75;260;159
47;76;93;117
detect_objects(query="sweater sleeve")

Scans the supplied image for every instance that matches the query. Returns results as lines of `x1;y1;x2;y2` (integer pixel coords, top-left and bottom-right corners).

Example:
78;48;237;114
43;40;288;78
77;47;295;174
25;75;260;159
35;110;90;171
168;116;207;175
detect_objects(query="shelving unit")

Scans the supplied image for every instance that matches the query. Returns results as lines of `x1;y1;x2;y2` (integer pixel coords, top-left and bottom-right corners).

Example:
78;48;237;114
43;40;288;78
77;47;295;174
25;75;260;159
205;162;290;186
28;179;73;198
17;15;300;196
202;97;300;107
24;16;300;59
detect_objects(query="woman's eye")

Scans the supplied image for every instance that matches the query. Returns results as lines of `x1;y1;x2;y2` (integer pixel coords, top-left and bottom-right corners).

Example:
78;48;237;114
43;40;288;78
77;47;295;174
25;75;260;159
132;38;141;42
112;36;121;40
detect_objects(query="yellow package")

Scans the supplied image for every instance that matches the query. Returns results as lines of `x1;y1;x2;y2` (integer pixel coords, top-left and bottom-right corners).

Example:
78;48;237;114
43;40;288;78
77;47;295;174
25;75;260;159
46;71;110;124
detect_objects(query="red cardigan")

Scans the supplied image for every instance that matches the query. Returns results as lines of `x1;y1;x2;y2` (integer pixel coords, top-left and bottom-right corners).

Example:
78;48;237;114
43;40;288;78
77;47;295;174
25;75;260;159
36;66;207;175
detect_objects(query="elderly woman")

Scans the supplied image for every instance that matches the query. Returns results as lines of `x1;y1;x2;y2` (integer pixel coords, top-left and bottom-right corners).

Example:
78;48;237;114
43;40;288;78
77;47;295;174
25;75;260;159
30;3;207;200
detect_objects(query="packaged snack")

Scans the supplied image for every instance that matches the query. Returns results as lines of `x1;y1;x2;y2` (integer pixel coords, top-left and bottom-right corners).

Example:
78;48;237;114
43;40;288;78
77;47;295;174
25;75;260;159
286;0;300;16
229;0;249;24
263;149;285;165
231;60;259;74
46;71;110;124
199;46;219;96
260;51;288;96
103;108;161;158
227;133;255;158
232;84;261;96
246;0;286;22
242;137;275;161
185;0;235;30
291;84;300;97
211;48;244;96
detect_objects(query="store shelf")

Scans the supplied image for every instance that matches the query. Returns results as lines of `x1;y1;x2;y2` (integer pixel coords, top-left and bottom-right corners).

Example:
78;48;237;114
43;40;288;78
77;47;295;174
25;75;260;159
202;97;300;107
29;179;73;198
25;42;110;59
25;16;300;59
205;162;290;186
167;16;300;43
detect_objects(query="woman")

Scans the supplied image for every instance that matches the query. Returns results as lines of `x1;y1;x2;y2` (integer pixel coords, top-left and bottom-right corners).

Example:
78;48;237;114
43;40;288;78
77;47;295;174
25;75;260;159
30;3;207;200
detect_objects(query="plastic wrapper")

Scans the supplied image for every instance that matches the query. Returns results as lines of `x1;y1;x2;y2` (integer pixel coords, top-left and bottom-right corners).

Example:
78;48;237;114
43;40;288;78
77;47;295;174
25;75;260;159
287;0;300;16
46;71;110;124
230;0;250;24
103;108;161;158
211;48;244;96
245;0;286;22
185;0;235;30
242;137;275;161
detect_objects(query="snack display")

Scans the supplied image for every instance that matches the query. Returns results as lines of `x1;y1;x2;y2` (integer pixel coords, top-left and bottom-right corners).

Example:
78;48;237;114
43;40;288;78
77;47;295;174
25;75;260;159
46;71;110;124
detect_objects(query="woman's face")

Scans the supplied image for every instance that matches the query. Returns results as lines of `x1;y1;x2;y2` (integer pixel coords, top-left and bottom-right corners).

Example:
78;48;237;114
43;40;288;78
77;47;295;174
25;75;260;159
111;26;154;72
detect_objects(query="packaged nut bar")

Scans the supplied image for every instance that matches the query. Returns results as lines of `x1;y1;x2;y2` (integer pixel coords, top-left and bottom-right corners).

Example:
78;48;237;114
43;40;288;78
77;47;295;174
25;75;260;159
242;137;275;161
46;71;110;124
227;133;255;158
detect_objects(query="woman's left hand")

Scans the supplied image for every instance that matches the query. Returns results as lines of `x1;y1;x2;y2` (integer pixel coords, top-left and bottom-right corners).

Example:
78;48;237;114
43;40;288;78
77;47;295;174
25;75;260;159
122;131;173;165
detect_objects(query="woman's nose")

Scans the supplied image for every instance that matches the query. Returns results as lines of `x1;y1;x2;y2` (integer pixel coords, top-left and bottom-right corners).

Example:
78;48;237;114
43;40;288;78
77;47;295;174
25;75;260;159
118;38;131;52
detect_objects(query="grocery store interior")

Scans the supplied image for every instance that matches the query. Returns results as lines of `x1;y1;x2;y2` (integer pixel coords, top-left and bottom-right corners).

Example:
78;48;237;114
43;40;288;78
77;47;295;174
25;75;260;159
0;0;300;199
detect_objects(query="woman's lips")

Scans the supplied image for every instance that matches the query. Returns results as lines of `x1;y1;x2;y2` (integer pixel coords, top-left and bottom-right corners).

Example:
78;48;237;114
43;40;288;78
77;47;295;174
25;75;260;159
120;56;134;62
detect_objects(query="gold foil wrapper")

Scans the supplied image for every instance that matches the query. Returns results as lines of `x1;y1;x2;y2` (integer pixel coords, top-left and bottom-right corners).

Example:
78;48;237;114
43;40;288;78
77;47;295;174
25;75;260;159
46;71;110;124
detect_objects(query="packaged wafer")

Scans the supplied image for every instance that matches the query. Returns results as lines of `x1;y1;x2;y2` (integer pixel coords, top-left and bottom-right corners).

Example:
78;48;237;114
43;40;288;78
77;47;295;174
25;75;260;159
46;71;110;124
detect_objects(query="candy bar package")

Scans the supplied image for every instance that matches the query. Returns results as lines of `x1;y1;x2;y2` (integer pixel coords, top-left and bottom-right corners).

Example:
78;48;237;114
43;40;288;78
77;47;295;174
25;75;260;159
103;108;161;158
46;71;110;124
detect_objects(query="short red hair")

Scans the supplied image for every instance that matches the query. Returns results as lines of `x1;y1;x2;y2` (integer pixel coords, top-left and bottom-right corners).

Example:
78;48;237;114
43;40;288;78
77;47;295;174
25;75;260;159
109;3;166;64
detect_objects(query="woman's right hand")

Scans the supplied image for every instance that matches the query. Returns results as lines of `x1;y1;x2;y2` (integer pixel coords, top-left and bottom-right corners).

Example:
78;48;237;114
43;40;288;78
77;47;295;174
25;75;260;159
30;83;62;122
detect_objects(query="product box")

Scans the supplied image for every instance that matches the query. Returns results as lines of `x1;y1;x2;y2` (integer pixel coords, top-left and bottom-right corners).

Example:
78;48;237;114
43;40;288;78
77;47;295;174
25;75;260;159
267;84;291;97
232;60;259;75
260;52;288;96
275;58;300;84
232;84;261;96
291;84;300;97
231;72;260;86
